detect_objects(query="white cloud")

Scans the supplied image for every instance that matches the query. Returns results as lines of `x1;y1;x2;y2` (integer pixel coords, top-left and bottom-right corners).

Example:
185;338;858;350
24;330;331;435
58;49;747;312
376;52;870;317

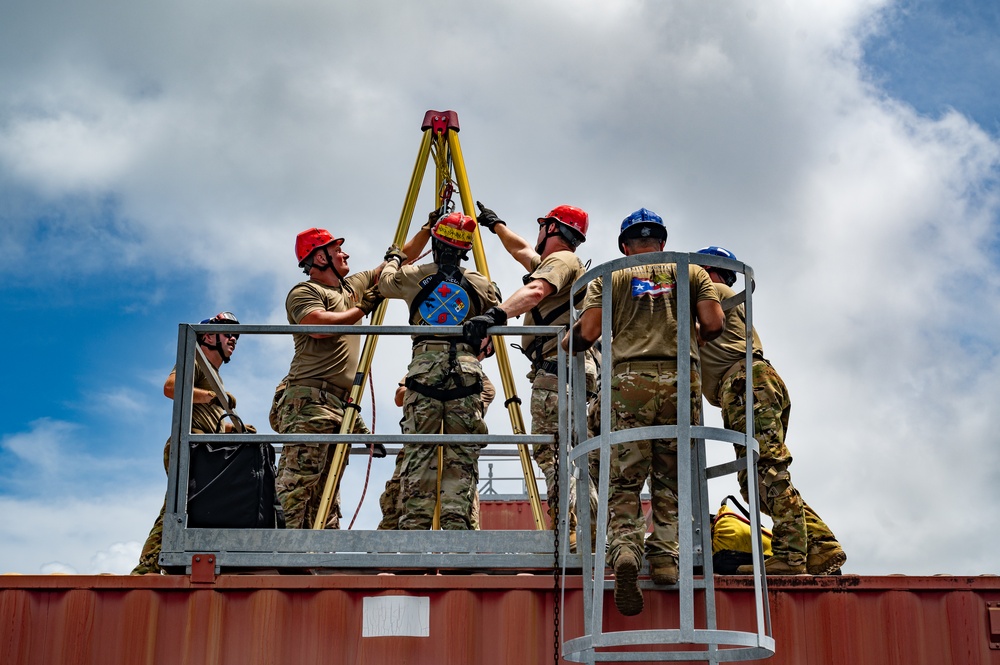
85;387;152;420
0;493;159;575
1;418;78;476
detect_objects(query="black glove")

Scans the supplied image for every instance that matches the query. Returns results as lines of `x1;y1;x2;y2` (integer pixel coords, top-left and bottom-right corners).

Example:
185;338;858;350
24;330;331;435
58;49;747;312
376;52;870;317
422;210;438;232
384;245;407;267
369;441;387;458
463;306;508;350
357;286;385;316
476;201;506;233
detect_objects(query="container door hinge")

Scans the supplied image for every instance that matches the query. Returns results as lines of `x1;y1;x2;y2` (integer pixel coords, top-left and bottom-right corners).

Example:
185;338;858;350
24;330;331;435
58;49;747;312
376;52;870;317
988;601;1000;649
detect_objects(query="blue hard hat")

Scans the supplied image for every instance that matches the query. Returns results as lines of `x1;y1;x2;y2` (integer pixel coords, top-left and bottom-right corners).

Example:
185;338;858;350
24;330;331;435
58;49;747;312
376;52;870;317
696;246;738;286
618;208;667;254
696;245;737;261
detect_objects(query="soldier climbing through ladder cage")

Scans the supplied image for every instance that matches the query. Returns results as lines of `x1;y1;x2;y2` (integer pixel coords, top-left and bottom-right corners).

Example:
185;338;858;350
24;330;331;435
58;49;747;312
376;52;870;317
566;209;725;616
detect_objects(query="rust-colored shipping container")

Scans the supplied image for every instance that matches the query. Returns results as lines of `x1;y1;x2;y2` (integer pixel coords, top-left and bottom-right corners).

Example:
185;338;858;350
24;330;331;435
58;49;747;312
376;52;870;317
3;569;1000;664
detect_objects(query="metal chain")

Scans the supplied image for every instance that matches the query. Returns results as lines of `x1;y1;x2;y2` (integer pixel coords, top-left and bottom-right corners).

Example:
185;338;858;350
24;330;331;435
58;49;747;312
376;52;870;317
431;135;456;213
552;436;561;665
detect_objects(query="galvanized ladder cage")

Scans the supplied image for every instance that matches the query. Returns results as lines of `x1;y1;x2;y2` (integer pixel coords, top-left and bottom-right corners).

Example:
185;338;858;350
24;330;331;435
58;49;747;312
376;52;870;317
561;251;775;664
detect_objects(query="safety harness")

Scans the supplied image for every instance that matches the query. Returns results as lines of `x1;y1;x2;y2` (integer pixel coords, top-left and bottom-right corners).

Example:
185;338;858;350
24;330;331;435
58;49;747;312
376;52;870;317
517;283;587;375
406;263;486;403
408;263;483;326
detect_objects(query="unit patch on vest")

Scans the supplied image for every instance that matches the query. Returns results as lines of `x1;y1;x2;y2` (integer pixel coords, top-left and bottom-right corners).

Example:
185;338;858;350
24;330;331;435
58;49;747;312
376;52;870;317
418;279;472;325
631;271;676;298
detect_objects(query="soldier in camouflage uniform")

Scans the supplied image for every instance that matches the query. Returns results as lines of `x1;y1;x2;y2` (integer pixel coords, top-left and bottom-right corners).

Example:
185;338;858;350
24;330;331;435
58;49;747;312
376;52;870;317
271;228;395;530
378;371;496;530
567;210;724;616
465;202;598;541
378;211;499;530
696;246;847;576
132;312;246;575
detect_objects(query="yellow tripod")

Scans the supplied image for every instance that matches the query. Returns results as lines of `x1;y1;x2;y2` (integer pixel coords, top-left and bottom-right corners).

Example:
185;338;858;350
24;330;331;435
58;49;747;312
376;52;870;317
313;110;546;530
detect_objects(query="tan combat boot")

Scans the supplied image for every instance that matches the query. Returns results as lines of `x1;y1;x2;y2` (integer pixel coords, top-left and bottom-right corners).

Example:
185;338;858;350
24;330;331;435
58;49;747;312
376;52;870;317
807;542;847;575
735;557;808;575
648;557;678;585
613;551;644;616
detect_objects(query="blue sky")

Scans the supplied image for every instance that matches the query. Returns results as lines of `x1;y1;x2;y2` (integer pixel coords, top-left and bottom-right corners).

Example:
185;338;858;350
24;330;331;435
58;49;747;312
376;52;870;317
2;0;999;576
864;0;1000;132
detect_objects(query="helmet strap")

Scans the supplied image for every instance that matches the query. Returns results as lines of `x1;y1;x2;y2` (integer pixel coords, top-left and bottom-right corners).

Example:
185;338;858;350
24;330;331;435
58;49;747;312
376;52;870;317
311;247;346;282
201;334;232;365
534;222;562;255
556;224;582;248
432;239;466;267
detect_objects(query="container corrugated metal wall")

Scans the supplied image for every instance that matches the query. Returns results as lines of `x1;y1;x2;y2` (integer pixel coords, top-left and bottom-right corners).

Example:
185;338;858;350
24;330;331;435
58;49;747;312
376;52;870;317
3;574;999;665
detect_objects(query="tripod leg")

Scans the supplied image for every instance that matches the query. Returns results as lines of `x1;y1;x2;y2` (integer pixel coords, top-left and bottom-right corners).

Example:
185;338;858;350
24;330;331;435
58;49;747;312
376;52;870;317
312;129;435;530
433;423;444;530
449;130;546;530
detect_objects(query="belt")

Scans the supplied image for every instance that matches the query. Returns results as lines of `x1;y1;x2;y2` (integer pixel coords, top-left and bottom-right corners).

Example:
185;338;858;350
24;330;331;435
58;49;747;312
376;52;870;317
720;352;767;386
288;378;351;401
412;340;476;353
533;358;598;399
533;358;560;376
612;359;685;374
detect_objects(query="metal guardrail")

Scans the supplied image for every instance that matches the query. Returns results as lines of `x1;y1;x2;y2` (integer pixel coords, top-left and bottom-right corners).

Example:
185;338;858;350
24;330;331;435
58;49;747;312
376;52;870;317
159;323;578;573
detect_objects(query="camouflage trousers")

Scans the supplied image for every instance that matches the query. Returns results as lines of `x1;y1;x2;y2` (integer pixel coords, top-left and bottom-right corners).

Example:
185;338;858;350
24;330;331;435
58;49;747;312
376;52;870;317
720;359;839;566
378;448;406;530
398;348;485;530
132;438;173;574
529;364;599;536
378;446;480;530
272;384;370;530
606;363;702;568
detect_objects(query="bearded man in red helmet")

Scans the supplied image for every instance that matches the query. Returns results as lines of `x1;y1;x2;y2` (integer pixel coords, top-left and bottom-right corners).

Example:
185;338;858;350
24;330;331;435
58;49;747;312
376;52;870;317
464;202;599;542
378;211;499;530
271;227;427;530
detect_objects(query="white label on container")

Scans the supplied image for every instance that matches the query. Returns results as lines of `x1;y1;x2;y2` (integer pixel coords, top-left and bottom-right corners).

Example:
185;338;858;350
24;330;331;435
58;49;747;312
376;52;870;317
362;595;430;637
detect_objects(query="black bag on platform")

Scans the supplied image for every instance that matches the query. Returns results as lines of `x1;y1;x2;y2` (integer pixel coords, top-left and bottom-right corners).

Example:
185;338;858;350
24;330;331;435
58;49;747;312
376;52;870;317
186;431;284;529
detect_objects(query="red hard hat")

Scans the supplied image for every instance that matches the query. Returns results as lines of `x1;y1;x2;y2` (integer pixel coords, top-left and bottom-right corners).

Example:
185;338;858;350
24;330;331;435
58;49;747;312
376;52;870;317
538;205;588;242
432;212;476;250
295;228;343;266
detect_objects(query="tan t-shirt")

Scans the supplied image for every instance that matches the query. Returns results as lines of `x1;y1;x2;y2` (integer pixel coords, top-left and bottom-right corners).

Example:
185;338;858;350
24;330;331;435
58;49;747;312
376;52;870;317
168;363;226;434
699;282;764;407
378;262;498;334
581;262;719;365
285;271;376;390
521;250;586;361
